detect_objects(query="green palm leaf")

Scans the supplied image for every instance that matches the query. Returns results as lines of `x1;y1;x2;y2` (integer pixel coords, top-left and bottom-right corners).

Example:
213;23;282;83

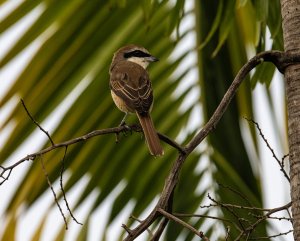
0;0;285;240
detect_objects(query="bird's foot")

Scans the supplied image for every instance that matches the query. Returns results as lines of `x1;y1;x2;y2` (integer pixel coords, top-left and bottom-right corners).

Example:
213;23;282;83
115;122;132;143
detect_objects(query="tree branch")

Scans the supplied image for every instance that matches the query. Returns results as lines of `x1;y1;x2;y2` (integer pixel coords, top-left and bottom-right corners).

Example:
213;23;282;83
0;125;141;185
150;218;169;241
157;132;186;154
185;51;300;153
123;50;299;240
130;215;154;238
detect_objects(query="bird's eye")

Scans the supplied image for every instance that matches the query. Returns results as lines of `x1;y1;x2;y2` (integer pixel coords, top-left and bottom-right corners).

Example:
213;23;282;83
124;50;151;58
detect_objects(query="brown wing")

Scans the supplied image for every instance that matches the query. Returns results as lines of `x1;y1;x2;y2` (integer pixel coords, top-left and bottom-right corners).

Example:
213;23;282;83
109;61;153;115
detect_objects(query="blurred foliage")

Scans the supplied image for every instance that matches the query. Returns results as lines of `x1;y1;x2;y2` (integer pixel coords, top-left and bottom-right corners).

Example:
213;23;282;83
0;0;284;240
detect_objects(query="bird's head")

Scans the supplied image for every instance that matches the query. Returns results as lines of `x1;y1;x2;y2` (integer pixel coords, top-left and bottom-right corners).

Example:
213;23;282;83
112;44;159;69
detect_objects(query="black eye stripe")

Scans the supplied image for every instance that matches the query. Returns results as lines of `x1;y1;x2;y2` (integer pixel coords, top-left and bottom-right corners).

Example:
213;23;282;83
124;50;151;58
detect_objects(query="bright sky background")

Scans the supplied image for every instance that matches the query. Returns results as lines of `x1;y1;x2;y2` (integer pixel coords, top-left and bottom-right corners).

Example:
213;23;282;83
0;1;293;241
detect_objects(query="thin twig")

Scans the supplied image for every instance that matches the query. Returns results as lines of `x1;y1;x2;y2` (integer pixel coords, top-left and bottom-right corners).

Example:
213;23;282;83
245;202;292;231
267;216;292;221
204;197;292;213
250;213;292;222
249;229;293;240
218;183;253;207
21;99;55;146
234;201;292;240
245;118;290;182
287;208;293;222
122;224;133;235
0;166;13;185
262;216;293;222
157;208;210;241
208;193;248;231
60;146;82;225
199;203;218;209
174;212;243;233
281;153;289;170
39;155;68;229
174;212;232;223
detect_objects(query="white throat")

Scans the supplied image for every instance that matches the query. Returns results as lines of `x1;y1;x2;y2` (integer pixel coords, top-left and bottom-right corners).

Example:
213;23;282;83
127;57;149;69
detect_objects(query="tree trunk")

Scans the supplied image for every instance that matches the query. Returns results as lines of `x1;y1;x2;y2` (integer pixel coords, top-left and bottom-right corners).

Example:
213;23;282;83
280;1;300;240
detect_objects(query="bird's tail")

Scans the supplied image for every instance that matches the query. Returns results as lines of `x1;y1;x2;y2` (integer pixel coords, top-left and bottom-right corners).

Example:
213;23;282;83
136;112;164;156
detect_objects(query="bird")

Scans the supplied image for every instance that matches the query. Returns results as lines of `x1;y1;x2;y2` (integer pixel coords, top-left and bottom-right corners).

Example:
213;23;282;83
109;44;164;156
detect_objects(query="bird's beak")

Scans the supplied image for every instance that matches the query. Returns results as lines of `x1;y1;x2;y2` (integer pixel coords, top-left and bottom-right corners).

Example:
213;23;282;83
146;56;159;62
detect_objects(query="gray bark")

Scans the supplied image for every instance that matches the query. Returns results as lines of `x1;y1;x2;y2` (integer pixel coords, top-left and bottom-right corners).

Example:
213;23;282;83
280;1;300;240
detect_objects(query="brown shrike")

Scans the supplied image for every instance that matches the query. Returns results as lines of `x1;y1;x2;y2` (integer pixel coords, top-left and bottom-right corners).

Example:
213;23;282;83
109;44;164;156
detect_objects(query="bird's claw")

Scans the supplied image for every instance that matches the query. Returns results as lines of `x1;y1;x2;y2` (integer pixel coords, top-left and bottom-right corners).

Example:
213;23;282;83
122;124;132;136
115;123;132;143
